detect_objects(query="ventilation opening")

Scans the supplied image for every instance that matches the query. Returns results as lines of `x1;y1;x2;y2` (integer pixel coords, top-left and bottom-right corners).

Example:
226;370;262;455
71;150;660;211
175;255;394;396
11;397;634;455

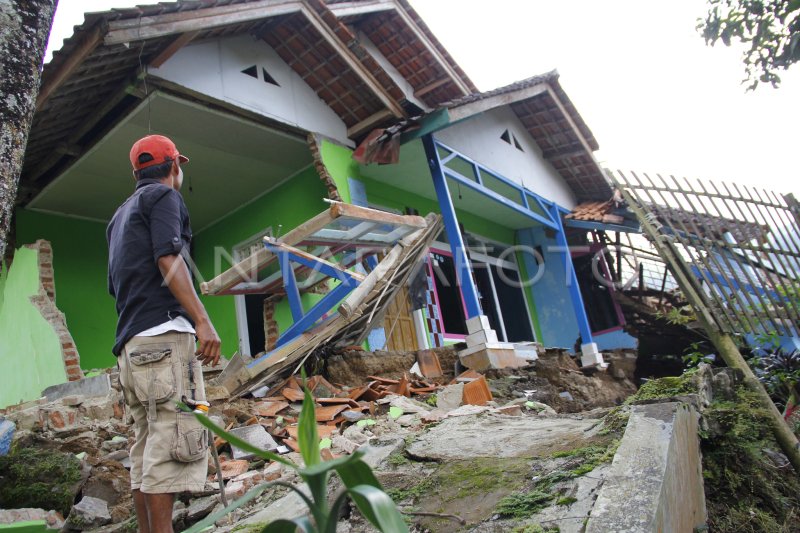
242;65;258;78
501;129;524;152
240;65;281;87
262;67;279;86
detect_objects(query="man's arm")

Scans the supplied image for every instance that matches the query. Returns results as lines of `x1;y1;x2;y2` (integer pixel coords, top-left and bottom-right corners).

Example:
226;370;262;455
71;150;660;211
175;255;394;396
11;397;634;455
157;253;221;366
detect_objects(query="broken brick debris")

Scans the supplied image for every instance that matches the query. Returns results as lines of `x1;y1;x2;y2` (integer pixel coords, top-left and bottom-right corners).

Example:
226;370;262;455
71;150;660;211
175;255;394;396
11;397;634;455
216;459;250;480
281;387;305;402
462;375;493;406
416;350;443;378
229;425;279;460
253;400;289;417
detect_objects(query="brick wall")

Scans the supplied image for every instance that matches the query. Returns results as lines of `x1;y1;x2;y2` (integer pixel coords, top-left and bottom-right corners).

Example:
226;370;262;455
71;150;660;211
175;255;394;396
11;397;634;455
26;240;84;381
263;297;279;352
307;133;342;201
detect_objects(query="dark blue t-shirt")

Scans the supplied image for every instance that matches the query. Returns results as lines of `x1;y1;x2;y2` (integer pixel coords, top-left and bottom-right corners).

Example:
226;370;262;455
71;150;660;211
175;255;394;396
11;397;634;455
107;179;194;355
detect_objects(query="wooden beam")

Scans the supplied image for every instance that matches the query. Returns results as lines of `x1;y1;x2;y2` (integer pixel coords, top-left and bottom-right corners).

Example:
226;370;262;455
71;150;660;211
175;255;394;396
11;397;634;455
105;0;302;45
346;109;394;138
327;0;396;18
148;30;200;68
264;238;367;282
37;23;105;110
391;6;471;96
27;73;144;184
413;77;450;99
201;206;338;295
329;201;427;229
298;4;406;119
202;202;428;295
398;107;450;144
544;87;595;158
541;143;587;161
447;83;548;123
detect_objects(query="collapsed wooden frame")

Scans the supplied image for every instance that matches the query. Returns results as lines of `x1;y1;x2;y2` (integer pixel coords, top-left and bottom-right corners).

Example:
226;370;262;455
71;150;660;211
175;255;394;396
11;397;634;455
200;201;427;297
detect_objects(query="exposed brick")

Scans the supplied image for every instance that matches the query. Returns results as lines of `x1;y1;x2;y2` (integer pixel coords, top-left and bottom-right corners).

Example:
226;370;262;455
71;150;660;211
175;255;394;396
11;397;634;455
28;217;83;382
112;400;125;420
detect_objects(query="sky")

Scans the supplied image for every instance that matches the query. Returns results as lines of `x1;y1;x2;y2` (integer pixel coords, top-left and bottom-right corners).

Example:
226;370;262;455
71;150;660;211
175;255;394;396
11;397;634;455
44;0;800;197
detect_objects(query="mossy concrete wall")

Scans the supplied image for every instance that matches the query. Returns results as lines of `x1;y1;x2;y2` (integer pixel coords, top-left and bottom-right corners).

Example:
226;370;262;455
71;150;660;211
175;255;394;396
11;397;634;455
0;246;67;408
586;402;707;532
15;210;117;370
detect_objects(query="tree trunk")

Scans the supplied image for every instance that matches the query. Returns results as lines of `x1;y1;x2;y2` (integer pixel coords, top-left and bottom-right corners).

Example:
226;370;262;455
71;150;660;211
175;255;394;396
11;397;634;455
0;0;58;263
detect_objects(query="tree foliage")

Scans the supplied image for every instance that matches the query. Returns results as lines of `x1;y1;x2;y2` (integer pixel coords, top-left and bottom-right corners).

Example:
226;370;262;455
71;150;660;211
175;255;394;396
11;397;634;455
699;0;800;89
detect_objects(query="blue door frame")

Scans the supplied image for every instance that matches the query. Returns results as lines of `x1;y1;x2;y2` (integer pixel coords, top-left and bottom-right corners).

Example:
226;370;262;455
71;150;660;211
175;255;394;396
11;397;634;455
422;134;594;345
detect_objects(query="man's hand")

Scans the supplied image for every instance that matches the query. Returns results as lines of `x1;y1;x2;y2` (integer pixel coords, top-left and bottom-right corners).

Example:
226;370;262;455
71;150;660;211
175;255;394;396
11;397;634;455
195;319;221;367
157;254;223;366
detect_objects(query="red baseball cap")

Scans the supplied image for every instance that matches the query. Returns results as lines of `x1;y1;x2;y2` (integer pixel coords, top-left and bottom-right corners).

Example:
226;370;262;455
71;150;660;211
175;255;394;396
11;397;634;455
129;134;189;171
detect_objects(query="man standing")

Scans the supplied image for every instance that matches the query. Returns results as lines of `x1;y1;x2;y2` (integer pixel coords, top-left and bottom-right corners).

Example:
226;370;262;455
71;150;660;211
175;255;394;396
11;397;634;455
107;134;221;533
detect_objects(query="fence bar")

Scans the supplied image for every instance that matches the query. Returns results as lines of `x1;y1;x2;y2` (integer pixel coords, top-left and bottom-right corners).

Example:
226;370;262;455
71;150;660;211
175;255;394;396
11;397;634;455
744;184;800;325
634;171;745;333
678;175;787;336
721;181;796;335
611;170;800;474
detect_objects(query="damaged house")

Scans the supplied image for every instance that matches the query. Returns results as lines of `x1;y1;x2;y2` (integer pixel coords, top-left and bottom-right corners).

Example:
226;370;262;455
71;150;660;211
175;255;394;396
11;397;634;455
1;0;638;407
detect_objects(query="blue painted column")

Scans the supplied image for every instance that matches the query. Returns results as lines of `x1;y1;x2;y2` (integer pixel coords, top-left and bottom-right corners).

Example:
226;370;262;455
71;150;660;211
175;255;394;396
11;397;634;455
422;134;482;318
550;204;594;345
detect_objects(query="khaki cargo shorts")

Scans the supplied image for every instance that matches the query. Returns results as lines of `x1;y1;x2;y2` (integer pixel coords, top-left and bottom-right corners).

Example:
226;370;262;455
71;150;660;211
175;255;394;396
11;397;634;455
118;331;208;494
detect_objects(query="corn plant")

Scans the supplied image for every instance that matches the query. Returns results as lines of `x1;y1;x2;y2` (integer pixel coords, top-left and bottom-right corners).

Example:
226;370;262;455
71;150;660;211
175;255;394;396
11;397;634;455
183;379;408;533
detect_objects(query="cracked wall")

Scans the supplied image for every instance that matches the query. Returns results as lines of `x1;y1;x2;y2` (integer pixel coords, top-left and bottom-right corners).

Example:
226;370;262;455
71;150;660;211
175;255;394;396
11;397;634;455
0;240;82;408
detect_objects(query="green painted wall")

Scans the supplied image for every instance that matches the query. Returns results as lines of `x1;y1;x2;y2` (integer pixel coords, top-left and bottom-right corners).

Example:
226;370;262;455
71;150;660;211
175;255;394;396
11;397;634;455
15;210;117;370
319;139;513;244
192;167;331;355
0;246;68;408
319;141;353;203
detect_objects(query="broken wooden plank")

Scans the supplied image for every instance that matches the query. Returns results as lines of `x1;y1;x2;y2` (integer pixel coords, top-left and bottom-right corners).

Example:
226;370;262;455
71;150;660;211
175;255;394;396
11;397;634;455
201;207;337;295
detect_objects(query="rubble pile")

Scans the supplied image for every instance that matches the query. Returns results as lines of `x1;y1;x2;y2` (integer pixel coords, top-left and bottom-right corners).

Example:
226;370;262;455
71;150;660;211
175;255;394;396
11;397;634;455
0;344;637;531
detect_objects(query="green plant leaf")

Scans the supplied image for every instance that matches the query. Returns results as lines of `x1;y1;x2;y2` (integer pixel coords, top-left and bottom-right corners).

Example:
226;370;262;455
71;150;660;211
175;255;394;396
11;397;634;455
182;483;270;533
301;449;365;477
324;490;353;533
389;406;403;419
260;516;315;533
193;413;295;468
298;373;321;468
333;453;382;491
347;484;409;533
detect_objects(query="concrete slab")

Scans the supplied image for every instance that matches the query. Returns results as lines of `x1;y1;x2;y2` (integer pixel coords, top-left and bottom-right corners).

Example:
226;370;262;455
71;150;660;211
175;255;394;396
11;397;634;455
585;402;706;533
459;346;528;371
406;413;598;460
229;425;279;460
42;374;111;402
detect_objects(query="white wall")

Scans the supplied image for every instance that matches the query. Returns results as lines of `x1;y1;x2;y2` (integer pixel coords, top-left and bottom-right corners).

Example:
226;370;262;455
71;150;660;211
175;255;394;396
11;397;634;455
149;35;350;144
435;106;577;208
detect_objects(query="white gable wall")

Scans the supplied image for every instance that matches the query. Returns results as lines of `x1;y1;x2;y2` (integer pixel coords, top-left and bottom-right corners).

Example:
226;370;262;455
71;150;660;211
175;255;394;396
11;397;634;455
435;106;577;209
149;35;350;144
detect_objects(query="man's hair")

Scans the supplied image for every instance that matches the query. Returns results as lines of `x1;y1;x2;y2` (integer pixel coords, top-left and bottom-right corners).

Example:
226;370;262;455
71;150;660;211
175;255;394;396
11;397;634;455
134;158;174;181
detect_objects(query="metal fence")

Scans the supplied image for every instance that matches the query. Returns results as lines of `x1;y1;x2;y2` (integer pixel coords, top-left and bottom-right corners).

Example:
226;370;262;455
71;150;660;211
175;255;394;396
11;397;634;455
611;171;800;340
